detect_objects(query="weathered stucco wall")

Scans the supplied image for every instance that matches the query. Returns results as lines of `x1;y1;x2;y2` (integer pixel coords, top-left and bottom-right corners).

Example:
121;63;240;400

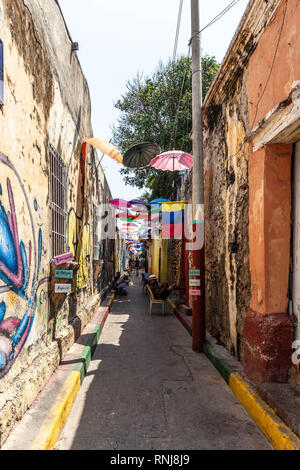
203;72;251;359
0;0;112;445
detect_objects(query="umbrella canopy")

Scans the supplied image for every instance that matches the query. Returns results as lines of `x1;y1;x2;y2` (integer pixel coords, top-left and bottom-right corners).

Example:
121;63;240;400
121;226;137;231
150;151;193;171
85;138;123;164
134;212;149;221
123;143;161;168
121;222;138;227
129;199;147;206
109;199;131;208
148;198;170;205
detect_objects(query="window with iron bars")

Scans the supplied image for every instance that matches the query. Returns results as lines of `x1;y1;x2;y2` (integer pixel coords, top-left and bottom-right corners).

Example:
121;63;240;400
49;144;67;257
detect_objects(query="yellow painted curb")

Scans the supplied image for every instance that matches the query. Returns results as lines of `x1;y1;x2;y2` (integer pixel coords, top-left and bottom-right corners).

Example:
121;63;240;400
107;293;115;310
230;372;300;450
30;371;81;450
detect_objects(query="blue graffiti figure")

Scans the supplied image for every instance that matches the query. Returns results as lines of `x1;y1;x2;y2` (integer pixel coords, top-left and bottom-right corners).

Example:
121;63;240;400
0;156;43;377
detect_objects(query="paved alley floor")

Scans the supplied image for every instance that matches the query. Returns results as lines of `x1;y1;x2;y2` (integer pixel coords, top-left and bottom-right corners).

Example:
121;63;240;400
56;275;272;450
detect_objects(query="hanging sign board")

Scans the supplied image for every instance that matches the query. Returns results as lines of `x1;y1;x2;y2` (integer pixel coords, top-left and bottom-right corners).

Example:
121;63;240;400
189;289;201;296
189;279;200;287
54;252;74;266
55;270;74;279
189;269;200;277
55;284;72;294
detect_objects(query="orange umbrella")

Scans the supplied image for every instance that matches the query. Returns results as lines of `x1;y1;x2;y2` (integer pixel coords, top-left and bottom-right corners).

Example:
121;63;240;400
85;138;123;164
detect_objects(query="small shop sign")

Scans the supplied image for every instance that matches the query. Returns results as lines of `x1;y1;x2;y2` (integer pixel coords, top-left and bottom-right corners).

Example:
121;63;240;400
189;269;200;277
189;289;201;296
54;252;74;266
54;270;74;280
54;284;72;294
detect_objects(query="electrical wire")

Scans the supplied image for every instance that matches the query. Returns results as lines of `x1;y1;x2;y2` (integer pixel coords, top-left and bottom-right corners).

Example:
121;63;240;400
250;0;288;129
173;0;184;62
224;0;289;161
189;0;244;45
169;0;248;153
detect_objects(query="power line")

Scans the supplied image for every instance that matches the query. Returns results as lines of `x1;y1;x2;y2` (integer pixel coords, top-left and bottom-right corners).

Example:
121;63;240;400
173;0;184;62
189;0;244;45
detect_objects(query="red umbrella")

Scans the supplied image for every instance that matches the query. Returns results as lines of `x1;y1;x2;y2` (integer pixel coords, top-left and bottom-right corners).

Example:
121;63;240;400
150;151;193;171
122;222;138;227
109;199;131;208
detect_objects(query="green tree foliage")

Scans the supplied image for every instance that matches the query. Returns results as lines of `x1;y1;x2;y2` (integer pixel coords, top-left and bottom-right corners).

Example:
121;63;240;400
112;55;219;202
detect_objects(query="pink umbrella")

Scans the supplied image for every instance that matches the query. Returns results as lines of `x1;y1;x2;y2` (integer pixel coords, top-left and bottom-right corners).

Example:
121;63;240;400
109;198;131;208
121;222;138;227
150;151;193;171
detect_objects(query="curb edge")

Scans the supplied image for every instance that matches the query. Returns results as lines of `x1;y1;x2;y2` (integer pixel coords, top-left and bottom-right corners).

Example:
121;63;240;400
30;294;115;450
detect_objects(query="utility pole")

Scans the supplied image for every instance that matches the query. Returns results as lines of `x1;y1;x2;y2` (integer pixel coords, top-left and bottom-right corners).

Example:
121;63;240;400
191;0;205;352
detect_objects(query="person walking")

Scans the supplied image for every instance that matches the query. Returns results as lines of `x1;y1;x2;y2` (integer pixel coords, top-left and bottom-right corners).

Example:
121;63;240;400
135;257;140;276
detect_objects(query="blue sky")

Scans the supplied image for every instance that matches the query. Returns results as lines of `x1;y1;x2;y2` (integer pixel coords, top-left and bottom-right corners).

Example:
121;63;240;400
59;0;248;200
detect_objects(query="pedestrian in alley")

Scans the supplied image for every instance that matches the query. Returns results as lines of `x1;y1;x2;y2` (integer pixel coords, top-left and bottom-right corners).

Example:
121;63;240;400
128;258;134;274
148;274;175;300
135;257;140;276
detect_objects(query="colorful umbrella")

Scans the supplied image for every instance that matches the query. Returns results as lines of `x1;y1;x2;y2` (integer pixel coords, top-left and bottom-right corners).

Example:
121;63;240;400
148;198;170;205
122;222;138;227
134;213;149;221
129;199;147;206
109;198;131;208
85;138;123;164
150;151;193;171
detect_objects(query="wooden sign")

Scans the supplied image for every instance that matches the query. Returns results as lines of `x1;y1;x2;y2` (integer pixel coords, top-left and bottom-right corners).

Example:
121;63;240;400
54;252;74;266
189;289;201;296
55;270;74;280
55;284;72;294
189;279;200;287
189;269;200;277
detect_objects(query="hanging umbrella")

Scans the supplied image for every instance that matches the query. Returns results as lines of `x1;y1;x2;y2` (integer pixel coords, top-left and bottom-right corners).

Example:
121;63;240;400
148;198;170;205
122;222;138;227
116;212;130;218
150;151;193;171
129;199;147;206
121;226;137;231
123;143;161;168
85;138;123;164
109;198;131;208
134;212;149;221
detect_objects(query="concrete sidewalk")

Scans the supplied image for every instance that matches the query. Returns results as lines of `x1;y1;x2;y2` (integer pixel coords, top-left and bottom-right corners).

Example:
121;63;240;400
55;275;272;450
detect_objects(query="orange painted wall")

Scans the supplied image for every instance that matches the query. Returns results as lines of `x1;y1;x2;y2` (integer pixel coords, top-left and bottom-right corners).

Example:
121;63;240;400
249;145;265;313
249;144;292;315
247;0;300;128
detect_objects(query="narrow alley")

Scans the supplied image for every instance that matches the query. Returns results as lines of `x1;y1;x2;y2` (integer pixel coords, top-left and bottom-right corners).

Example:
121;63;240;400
55;274;271;451
2;0;300;455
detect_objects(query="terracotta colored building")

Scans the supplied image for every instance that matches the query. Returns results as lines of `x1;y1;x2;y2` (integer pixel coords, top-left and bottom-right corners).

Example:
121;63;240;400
173;0;300;385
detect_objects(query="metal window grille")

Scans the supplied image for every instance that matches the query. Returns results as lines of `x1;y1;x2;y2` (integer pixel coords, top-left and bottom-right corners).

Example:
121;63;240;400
49;144;67;257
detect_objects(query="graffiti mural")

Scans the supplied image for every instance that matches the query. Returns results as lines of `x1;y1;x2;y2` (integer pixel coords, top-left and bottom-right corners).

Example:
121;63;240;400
0;153;42;378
